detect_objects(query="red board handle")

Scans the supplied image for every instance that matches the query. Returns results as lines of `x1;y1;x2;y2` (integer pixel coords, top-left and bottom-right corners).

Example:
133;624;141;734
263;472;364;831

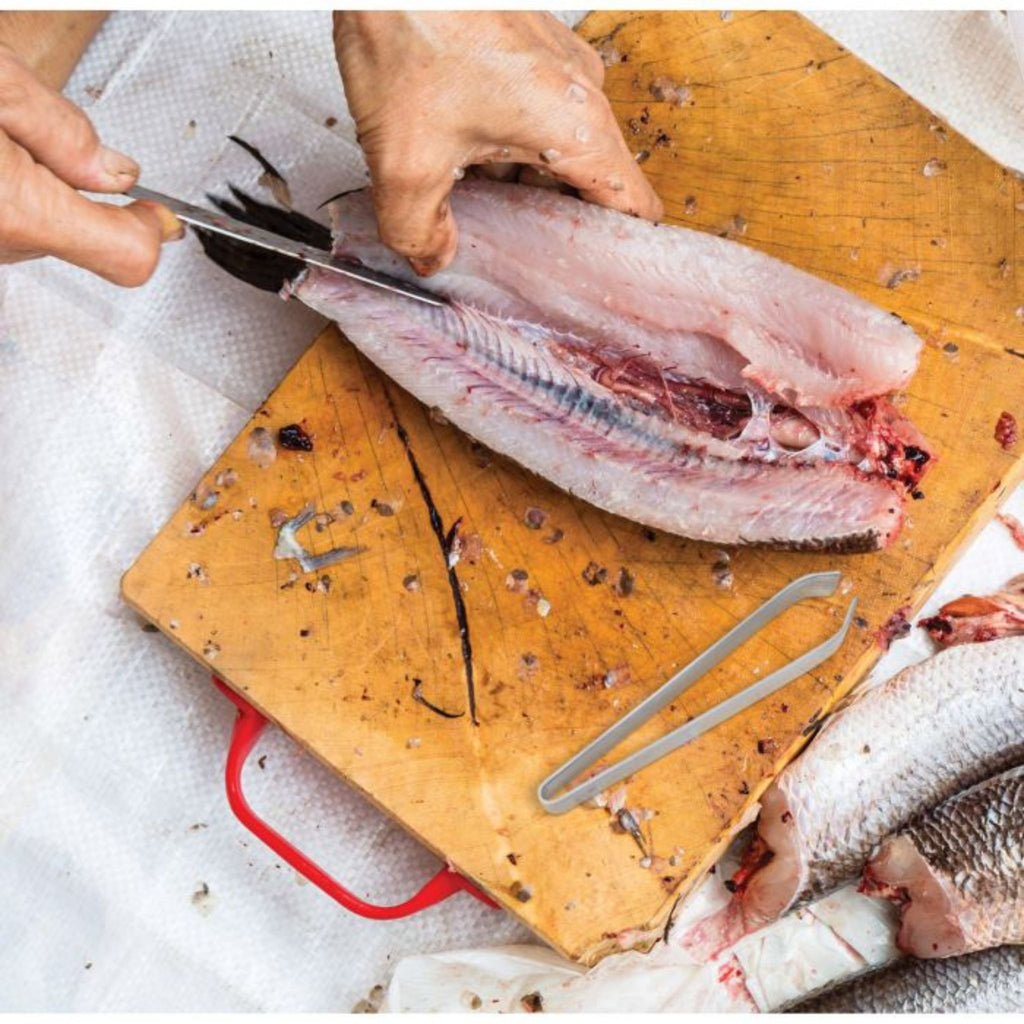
211;676;498;918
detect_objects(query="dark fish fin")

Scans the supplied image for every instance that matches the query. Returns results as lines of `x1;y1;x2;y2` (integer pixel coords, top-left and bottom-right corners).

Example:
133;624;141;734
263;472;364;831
193;226;302;294
200;135;344;293
217;186;331;249
227;135;287;183
196;185;332;294
317;185;365;210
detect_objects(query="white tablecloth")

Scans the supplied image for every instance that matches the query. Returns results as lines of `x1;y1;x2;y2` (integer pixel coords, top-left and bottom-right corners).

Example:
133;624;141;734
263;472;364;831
1;10;1021;1011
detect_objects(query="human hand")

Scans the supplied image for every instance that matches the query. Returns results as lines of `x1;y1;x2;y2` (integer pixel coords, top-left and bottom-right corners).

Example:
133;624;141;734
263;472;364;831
333;11;662;276
0;43;181;285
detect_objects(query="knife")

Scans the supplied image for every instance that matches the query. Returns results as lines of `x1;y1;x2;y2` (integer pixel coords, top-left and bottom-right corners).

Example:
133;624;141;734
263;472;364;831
126;184;446;307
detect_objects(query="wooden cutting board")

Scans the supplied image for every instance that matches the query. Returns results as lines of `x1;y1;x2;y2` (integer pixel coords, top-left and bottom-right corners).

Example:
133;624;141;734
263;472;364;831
122;10;1024;964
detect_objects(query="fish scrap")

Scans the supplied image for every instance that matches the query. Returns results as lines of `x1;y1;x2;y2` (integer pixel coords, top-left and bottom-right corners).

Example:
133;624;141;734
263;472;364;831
273;506;365;572
921;575;1024;647
862;765;1024;959
686;636;1024;954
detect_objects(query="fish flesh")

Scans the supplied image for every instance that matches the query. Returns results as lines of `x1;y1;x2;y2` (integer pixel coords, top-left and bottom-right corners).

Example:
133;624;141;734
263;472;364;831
862;765;1024;958
698;636;1024;947
789;945;1024;1012
276;180;931;551
921;575;1024;647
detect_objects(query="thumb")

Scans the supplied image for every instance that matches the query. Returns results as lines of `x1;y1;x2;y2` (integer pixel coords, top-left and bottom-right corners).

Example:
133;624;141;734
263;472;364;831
51;198;181;286
368;159;460;276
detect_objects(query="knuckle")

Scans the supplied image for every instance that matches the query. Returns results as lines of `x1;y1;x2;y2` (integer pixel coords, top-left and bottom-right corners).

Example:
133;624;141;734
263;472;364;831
373;157;439;197
0;148;40;246
59;103;100;155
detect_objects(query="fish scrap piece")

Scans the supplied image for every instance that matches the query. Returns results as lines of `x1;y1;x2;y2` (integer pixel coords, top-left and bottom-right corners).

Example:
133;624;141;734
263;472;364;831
286;181;931;552
691;636;1024;951
862;765;1024;959
921;575;1024;647
790;945;1024;1013
273;506;365;572
998;511;1024;550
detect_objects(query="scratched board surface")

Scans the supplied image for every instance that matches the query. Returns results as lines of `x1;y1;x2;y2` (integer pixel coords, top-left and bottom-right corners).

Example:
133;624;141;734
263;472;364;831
122;11;1024;963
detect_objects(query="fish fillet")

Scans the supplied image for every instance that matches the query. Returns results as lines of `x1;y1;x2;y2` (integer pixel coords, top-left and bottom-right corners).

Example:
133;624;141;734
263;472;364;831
789;945;1024;1012
283;181;930;551
862;765;1024;958
921;575;1024;647
700;636;1024;945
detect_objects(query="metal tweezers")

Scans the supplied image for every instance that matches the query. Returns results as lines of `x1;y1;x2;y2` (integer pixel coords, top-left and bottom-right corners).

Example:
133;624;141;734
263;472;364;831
537;571;857;815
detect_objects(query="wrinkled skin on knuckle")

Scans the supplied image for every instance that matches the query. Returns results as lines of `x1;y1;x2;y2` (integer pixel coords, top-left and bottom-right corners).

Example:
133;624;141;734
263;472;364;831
577;43;607;86
0;199;33;260
51;99;100;159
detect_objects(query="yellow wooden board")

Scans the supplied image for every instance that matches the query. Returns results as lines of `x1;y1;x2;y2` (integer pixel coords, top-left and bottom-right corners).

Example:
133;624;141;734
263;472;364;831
122;11;1024;963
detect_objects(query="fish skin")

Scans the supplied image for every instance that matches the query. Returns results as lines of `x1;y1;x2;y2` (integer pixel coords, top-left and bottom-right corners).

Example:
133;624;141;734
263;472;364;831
863;765;1024;958
290;181;930;551
728;636;1024;932
789;945;1024;1012
921;575;1024;647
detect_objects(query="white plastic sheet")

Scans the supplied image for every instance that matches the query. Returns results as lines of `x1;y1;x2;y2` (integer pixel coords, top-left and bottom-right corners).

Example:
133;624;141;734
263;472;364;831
1;9;1022;1012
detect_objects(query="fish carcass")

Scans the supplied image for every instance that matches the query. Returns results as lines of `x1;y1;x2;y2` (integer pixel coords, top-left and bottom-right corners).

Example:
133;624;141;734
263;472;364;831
790;945;1024;1013
863;764;1024;958
688;635;1024;950
282;181;931;551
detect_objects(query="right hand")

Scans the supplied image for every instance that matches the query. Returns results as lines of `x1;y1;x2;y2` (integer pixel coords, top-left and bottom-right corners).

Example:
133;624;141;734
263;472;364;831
0;43;181;286
334;12;662;277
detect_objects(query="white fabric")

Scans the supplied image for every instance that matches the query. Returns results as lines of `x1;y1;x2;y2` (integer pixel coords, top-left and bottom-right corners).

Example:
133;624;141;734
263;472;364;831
805;10;1024;174
1;9;1021;1013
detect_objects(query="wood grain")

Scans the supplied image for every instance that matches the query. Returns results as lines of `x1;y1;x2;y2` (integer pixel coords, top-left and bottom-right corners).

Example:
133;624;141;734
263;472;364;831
122;11;1024;963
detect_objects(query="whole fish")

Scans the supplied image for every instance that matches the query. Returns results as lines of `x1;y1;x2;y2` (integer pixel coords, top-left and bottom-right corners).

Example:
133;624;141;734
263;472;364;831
207;180;931;551
863;765;1024;958
682;636;1024;955
790;945;1024;1012
921;575;1024;647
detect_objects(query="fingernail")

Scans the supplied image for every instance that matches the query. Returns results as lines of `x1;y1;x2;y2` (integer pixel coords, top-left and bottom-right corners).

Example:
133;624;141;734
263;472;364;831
410;255;441;277
154;205;185;242
100;145;140;182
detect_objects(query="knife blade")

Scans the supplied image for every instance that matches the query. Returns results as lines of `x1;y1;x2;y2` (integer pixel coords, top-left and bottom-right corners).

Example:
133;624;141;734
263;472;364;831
127;184;447;307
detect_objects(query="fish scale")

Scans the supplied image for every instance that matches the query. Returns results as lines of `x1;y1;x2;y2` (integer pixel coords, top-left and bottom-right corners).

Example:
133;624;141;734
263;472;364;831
790;946;1024;1013
865;765;1024;957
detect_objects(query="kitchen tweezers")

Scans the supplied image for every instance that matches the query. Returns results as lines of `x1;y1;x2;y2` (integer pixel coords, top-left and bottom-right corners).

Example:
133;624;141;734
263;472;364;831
537;571;857;814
